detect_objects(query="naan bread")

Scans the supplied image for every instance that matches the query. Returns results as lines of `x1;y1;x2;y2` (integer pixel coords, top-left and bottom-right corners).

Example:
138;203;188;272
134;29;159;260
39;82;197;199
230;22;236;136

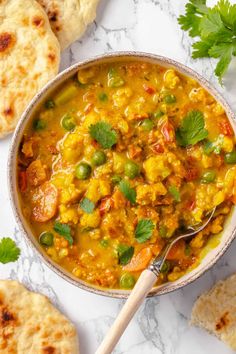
191;273;236;350
37;0;100;50
0;0;60;138
0;280;79;353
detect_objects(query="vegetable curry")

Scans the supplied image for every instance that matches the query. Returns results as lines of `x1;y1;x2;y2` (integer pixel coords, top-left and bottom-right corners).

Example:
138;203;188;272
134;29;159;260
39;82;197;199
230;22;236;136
18;60;236;290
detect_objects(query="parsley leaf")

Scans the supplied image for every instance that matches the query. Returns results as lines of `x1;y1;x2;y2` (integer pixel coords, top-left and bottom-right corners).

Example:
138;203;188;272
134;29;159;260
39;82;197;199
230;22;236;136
89;121;118;149
0;238;20;264
168;185;181;202
80;197;95;214
135;219;155;243
53;221;73;245
178;0;236;83
117;244;134;265
176;110;208;147
119;180;136;204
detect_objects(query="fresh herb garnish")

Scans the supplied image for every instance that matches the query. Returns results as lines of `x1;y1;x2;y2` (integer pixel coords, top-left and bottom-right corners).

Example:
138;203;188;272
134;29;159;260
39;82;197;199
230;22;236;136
80;197;95;214
117;244;134;265
89;121;118;149
119;180;136;204
135;219;155;243
168;185;181;202
178;0;236;83
0;238;20;264
53;221;73;245
176;110;208;147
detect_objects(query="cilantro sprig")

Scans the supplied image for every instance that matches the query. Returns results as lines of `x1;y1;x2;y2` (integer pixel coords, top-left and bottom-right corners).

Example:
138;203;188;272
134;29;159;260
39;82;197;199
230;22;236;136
117;244;134;265
176;110;208;147
0;238;20;264
53;221;73;245
119;180;136;204
135;219;155;243
168;185;181;202
178;0;236;83
89;121;118;149
80;197;95;214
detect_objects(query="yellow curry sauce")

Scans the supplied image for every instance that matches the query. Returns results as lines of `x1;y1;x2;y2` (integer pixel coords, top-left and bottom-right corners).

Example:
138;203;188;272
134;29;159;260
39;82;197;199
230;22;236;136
18;61;236;290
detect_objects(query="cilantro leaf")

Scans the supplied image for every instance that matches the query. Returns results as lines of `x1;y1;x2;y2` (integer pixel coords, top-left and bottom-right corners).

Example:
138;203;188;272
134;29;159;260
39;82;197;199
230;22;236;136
168;185;181;202
0;238;20;264
117;244;134;265
80;197;95;214
53;221;73;245
135;219;155;243
119;180;136;204
89;121;118;149
192;39;214;58
176;110;208;147
214;46;233;83
178;0;207;37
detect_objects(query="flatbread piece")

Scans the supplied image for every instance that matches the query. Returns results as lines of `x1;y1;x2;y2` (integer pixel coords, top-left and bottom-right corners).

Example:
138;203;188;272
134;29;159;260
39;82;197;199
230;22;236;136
37;0;100;50
0;280;79;353
0;0;60;138
191;273;236;350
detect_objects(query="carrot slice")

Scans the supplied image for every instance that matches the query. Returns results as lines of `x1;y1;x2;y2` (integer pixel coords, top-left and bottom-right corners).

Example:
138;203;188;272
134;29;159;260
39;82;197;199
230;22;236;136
32;182;58;222
166;239;186;261
123;247;153;272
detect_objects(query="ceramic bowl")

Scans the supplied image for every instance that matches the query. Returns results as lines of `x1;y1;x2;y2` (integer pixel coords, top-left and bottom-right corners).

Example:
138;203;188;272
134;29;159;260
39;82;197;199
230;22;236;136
8;52;236;298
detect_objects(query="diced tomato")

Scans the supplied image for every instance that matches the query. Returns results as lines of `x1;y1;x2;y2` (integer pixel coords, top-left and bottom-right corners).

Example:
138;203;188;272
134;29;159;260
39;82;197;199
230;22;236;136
32;182;58;222
123;247;153;272
185;198;196;211
128;145;142;159
218;119;233;136
19;171;27;192
99;196;114;216
185;167;199;181
166;239;186;261
143;84;155;94
151;143;164;154
161;122;175;142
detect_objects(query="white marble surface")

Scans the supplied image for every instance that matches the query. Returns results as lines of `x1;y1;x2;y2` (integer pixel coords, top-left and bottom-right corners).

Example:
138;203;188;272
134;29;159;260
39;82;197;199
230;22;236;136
1;1;236;353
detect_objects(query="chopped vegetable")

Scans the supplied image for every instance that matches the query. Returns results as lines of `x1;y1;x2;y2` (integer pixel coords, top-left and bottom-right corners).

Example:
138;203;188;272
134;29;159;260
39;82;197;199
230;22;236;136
140;119;154;131
108;68;124;87
168;185;181;202
124;161;140;179
61;114;76;131
120;273;135;289
39;232;54;246
44;99;55;109
91;150;107;166
75;162;92;180
123;247;153;272
201;170;216;183
160;260;170;273
152;110;164;119
159;225;168;238
98;92;108;102
135;219;155;243
80;198;95;214
100;238;109;248
0;238;20;264
32;182;58;222
164;94;176;104
111;175;122;185
224;151;236;164
54;83;78;105
53;221;73;245
178;0;236;83
176;110;208;147
117;244;134;265
89;121;118;149
119;180;136;204
33;119;46;131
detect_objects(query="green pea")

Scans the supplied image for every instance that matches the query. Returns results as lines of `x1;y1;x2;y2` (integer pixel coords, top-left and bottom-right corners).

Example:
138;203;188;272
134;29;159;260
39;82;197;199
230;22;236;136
120;273;135;289
98;93;108;102
39;232;54;247
44;99;55;109
164;94;176;104
159;225;168;238
124;161;140;179
75;162;92;180
111;175;122;185
160;260;170;274
201;170;216;183
100;239;109;248
152;110;164;119
92;151;107;166
61;114;76;131
33;119;46;131
224;151;236;164
140;119;154;131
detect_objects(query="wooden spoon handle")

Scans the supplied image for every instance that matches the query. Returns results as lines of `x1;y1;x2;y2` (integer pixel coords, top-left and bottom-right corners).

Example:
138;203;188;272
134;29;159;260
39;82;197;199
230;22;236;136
95;269;157;354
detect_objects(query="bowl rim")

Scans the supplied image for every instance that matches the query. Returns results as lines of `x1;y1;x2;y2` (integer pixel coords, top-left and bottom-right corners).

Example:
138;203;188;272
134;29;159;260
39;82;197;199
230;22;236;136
8;51;236;299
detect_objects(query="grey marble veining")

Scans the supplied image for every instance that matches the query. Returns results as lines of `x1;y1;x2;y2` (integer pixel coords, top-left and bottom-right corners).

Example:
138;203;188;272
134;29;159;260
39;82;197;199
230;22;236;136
1;1;236;353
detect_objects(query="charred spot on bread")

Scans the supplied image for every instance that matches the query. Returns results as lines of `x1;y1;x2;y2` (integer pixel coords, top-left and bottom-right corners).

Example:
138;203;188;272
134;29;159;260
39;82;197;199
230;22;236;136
0;32;15;53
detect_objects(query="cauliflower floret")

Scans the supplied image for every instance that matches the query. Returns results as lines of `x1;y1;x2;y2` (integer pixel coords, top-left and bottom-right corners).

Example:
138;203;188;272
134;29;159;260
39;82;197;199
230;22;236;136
80;210;101;228
113;152;127;174
60;130;83;163
163;69;180;89
112;87;133;108
136;183;167;205
222;136;234;153
51;171;81;204
83;112;100;129
86;179;111;203
59;205;79;224
189;87;206;103
143;156;171;182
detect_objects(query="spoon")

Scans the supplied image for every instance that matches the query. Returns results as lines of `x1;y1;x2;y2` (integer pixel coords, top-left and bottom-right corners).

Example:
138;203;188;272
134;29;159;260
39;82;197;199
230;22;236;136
95;208;216;354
